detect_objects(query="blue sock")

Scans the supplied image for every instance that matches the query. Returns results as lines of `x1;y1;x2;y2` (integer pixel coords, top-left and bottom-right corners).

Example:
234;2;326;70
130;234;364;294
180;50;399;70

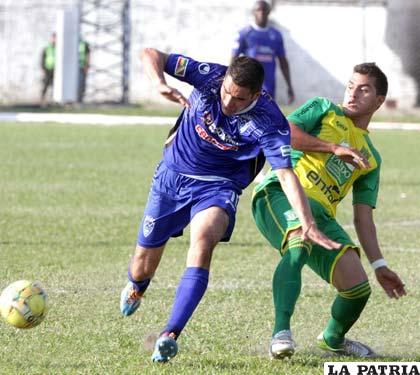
127;267;150;294
164;267;209;338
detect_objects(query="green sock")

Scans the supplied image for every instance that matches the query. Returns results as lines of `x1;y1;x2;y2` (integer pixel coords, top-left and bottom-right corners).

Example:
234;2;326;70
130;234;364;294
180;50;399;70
323;280;371;348
272;237;311;335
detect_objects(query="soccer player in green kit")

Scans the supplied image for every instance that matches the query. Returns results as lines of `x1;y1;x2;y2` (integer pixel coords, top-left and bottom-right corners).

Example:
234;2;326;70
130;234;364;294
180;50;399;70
252;63;406;358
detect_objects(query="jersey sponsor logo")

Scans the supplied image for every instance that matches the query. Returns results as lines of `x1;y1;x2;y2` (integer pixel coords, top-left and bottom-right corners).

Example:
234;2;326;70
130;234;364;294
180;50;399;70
143;215;155;238
280;145;291;157
200;111;240;146
255;54;274;62
307;170;340;204
296;100;318;117
174;56;189;77
258;46;274;54
326;155;354;186
198;63;210;74
195;125;239;151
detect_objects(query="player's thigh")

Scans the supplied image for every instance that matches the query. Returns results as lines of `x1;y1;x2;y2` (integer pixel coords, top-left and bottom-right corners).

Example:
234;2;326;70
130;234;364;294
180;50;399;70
137;163;192;248
252;184;300;251
306;208;360;284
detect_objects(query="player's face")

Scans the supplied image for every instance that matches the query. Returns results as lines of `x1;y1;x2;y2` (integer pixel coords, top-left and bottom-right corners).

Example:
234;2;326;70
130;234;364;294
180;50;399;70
220;75;260;116
253;3;270;27
342;73;385;118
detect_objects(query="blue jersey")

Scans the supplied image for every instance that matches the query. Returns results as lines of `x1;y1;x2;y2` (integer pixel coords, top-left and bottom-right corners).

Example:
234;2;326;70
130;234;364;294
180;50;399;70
232;25;286;98
162;53;291;190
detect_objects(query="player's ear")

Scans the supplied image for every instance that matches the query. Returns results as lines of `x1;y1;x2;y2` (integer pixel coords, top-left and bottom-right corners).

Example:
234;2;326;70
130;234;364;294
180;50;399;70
375;95;386;109
252;91;261;101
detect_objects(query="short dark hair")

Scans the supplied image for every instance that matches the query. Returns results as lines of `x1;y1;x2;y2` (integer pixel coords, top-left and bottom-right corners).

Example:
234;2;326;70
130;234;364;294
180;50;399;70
226;56;265;94
253;0;271;13
354;62;388;97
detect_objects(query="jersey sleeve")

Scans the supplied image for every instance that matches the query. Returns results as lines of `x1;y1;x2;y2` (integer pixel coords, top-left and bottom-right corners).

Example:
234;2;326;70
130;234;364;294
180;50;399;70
232;29;247;56
352;149;381;208
274;29;286;58
165;53;225;89
258;116;292;170
287;97;331;134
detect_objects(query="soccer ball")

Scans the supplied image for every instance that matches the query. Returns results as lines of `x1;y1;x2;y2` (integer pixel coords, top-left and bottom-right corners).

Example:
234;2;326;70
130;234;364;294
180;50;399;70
0;280;48;329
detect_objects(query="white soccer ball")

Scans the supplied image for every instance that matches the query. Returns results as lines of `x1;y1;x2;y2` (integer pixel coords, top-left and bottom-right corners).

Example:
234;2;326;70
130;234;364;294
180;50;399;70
0;280;48;329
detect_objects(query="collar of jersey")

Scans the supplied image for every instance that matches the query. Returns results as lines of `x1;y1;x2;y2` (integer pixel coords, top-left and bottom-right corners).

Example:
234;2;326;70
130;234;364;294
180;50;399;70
251;22;269;31
233;98;259;115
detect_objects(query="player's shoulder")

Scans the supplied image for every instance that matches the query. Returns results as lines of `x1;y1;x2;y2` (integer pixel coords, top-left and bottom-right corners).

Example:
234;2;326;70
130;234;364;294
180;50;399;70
249;96;287;131
288;97;339;119
267;25;284;37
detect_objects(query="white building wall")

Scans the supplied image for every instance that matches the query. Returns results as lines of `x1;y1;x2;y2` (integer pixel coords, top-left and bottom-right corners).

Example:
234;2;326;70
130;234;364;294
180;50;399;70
0;0;418;108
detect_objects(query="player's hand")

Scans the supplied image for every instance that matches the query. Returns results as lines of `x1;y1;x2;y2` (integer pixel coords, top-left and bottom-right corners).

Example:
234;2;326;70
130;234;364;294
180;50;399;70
375;267;406;298
333;145;370;169
301;222;341;250
157;83;189;107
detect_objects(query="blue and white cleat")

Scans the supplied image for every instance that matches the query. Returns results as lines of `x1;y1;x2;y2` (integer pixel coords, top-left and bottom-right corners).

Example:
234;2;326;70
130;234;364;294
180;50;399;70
151;334;178;363
120;281;142;316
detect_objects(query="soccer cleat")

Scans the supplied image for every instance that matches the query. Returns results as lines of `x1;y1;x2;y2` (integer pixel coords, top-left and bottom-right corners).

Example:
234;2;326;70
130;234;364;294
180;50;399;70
151;333;178;363
120;281;143;316
269;329;296;359
317;332;377;358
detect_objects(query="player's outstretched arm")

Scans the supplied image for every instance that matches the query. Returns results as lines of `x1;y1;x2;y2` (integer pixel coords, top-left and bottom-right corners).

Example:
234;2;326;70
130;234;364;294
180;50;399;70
353;203;406;298
140;47;189;107
290;122;370;169
275;168;341;250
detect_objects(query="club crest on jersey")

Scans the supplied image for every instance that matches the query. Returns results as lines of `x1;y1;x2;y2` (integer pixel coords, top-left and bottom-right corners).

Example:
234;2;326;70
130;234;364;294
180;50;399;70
198;63;210;74
202;111;213;125
175;57;189;77
143;215;155;237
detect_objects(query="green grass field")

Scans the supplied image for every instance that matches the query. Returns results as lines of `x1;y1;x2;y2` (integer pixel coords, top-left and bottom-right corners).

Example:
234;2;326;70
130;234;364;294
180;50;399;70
0;122;419;374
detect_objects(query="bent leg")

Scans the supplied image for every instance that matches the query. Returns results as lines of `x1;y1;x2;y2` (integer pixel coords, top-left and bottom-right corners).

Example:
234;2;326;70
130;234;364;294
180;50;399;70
128;244;165;293
163;206;229;338
323;249;371;348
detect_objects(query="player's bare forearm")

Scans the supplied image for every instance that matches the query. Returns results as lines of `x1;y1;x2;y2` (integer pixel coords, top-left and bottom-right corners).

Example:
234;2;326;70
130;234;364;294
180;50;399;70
140;48;168;86
353;204;384;263
354;204;407;298
141;48;188;107
290;123;369;169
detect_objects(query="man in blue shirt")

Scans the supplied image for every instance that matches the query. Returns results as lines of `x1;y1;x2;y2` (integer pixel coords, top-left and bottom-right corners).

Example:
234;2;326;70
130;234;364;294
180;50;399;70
120;48;339;363
232;0;294;104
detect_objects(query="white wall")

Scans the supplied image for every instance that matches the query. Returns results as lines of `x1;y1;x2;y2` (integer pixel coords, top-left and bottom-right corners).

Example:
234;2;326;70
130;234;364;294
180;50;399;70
0;0;418;108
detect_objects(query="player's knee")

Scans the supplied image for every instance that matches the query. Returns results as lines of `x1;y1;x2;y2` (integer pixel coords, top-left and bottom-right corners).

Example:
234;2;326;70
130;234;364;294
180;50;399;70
130;245;161;279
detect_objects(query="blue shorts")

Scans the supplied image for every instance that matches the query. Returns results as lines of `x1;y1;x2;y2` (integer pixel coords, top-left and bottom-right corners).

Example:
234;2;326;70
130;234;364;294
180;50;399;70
137;162;241;248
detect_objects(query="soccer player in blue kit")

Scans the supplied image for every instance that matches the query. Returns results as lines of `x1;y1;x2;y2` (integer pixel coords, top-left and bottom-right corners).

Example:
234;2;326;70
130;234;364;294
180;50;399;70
232;0;295;104
120;47;340;363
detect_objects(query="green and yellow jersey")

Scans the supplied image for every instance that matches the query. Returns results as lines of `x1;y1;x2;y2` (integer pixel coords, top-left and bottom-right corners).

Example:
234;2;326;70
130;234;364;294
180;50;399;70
254;97;381;218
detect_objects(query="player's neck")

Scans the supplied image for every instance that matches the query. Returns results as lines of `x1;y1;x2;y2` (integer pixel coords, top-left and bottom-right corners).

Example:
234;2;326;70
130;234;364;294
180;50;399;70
251;21;269;30
350;114;372;130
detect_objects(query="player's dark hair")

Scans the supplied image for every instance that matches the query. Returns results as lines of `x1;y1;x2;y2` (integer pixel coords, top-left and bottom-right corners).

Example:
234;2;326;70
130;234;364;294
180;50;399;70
354;62;388;97
227;56;264;94
253;0;271;13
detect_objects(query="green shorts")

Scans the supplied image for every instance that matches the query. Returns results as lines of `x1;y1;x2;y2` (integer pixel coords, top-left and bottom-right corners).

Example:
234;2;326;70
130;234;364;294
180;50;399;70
252;183;360;284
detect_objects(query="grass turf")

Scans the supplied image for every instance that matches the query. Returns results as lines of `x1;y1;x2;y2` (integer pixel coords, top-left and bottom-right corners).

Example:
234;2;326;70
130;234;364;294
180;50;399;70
0;122;419;374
